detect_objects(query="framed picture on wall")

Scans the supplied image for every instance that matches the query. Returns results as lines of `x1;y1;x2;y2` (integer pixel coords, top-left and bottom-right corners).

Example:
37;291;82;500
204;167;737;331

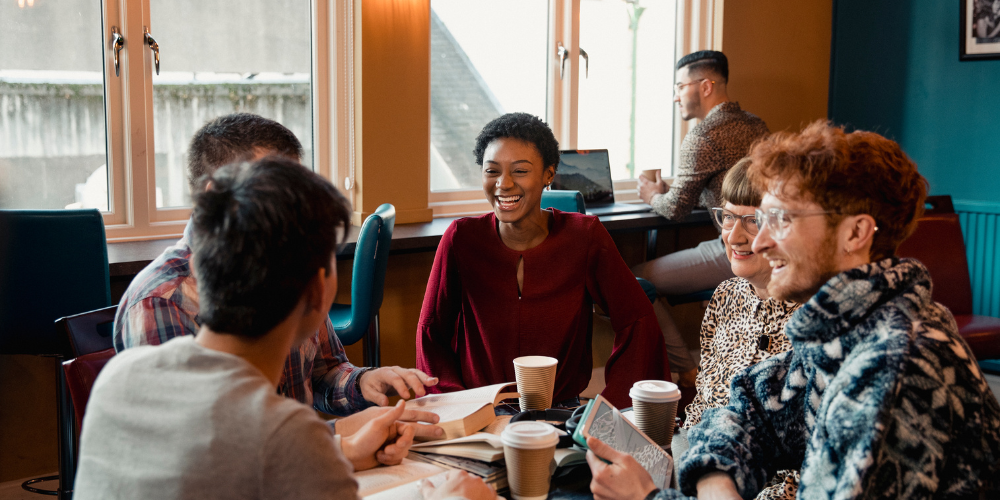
962;0;1000;60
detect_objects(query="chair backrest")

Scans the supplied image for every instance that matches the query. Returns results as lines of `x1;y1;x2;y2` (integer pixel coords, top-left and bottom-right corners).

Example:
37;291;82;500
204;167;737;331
57;305;118;358
0;209;112;356
541;190;585;214
923;195;955;215
339;203;395;345
63;349;116;431
896;213;973;315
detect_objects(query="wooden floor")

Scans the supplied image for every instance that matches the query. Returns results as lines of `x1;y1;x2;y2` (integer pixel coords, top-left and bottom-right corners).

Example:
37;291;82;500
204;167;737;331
0;474;58;500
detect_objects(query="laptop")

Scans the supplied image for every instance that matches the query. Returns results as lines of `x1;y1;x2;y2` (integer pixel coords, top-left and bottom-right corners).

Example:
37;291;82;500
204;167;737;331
550;149;652;216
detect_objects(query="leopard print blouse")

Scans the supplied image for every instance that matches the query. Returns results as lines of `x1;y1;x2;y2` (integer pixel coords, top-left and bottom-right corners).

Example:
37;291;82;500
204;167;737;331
683;277;800;500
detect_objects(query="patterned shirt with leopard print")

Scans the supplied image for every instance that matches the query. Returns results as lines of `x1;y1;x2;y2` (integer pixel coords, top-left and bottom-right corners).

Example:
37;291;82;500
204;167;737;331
684;277;800;500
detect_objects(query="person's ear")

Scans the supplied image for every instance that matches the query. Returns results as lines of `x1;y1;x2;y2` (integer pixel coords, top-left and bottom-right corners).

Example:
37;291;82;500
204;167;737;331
841;214;878;257
701;79;715;98
543;165;556;187
303;268;328;313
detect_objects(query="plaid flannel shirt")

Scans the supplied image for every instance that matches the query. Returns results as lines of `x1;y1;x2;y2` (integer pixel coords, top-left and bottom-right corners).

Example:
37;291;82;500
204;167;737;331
113;222;373;416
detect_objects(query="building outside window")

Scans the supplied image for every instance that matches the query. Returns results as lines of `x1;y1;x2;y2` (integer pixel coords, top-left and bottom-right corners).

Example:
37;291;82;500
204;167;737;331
0;0;316;239
429;0;677;208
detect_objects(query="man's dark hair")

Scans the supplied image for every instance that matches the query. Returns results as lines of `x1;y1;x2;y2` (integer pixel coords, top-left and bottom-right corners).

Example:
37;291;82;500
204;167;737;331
473;112;560;170
676;50;729;83
187;113;304;194
190;157;351;338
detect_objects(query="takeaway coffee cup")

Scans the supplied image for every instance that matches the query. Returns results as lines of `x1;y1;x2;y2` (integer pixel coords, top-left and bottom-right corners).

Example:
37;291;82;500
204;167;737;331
629;380;681;446
640;169;661;182
513;356;558;411
501;421;560;500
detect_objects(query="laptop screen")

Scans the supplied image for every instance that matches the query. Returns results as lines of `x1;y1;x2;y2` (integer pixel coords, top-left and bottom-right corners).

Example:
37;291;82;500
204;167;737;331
551;149;615;205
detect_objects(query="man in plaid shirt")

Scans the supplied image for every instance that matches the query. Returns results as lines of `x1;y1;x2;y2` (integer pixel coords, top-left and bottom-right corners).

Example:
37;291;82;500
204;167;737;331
114;113;441;433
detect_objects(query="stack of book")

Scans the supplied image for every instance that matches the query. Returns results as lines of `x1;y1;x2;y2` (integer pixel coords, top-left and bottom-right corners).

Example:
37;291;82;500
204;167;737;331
408;452;508;490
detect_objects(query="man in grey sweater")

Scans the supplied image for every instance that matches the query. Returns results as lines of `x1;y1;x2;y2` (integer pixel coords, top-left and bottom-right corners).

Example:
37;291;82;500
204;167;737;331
75;158;496;500
635;50;770;387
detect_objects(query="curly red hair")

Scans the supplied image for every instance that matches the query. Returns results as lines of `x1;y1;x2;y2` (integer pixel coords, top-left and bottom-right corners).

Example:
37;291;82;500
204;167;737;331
747;120;928;261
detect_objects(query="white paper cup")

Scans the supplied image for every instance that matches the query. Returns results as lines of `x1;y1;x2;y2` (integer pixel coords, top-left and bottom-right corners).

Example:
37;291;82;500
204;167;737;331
513;356;558;410
501;422;559;500
629;380;681;446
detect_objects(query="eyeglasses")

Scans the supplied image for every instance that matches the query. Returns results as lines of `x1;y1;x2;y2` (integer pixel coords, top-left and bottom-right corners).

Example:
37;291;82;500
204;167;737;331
711;208;759;235
754;208;839;240
674;78;714;93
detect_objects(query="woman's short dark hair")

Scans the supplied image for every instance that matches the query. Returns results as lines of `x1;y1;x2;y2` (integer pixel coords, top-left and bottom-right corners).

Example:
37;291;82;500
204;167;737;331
187;113;303;194
721;157;761;207
190;157;351;338
473;113;560;169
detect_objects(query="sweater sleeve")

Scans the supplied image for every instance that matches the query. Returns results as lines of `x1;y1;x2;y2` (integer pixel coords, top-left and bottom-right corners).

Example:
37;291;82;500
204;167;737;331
677;361;786;498
262;408;359;500
651;134;717;220
585;219;671;408
415;222;467;394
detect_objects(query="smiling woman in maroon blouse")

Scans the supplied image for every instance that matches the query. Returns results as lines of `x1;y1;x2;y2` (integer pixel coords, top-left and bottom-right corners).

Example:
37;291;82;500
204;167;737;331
416;112;670;408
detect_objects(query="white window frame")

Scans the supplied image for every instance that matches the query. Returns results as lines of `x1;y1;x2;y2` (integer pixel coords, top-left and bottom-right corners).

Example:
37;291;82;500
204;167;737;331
96;0;345;242
428;0;723;218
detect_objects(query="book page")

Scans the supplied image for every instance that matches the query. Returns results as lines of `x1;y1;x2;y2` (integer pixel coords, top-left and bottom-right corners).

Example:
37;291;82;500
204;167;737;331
355;459;446;497
412;401;489;422
411;431;502;449
482;415;511;435
363;470;450;500
405;382;515;409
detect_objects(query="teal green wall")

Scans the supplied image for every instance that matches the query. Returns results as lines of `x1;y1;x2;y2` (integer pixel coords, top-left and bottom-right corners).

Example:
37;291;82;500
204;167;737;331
829;0;1000;204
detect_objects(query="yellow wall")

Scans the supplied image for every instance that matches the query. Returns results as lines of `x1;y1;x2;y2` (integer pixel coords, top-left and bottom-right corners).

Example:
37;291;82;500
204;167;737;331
722;0;833;132
353;0;434;225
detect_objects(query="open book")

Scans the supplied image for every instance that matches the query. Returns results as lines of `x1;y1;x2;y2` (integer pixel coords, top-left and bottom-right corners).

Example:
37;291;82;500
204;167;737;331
405;382;517;440
355;458;446;498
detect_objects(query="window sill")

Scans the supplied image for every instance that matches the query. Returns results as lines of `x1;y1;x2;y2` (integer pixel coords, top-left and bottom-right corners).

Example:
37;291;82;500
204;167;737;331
107;208;710;277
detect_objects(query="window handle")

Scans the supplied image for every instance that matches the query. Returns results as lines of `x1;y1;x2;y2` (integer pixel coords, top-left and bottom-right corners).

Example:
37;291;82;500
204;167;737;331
110;26;124;77
579;47;589;78
558;43;568;80
144;27;160;75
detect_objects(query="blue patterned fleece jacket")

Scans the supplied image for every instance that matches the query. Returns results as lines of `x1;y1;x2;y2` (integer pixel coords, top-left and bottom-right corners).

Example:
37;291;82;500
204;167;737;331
659;258;1000;499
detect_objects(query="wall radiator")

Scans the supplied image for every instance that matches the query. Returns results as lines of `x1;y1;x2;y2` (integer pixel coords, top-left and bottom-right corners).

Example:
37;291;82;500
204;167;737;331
956;201;1000;317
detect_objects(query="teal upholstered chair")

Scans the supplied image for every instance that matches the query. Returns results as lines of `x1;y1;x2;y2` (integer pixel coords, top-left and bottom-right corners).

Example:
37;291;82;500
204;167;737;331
0;209;112;498
541;189;585;214
329;203;395;367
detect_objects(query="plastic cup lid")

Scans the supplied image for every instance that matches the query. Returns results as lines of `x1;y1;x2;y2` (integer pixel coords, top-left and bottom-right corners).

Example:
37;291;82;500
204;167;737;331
501;421;560;449
629;380;681;402
513;356;558;369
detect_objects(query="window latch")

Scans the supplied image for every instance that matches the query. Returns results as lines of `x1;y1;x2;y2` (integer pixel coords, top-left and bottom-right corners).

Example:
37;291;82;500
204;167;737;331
557;43;568;80
579;47;589;78
110;27;124;77
144;27;160;75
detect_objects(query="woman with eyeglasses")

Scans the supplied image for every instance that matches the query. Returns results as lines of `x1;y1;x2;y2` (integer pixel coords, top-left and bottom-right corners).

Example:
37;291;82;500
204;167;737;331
679;158;801;500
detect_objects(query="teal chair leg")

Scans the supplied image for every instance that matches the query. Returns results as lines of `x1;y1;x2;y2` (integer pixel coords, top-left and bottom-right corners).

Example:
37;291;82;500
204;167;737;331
364;315;380;367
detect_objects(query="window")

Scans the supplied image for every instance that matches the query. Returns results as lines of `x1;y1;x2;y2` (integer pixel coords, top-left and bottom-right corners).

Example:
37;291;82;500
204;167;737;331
428;0;679;216
1;0;110;212
1;0;339;241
